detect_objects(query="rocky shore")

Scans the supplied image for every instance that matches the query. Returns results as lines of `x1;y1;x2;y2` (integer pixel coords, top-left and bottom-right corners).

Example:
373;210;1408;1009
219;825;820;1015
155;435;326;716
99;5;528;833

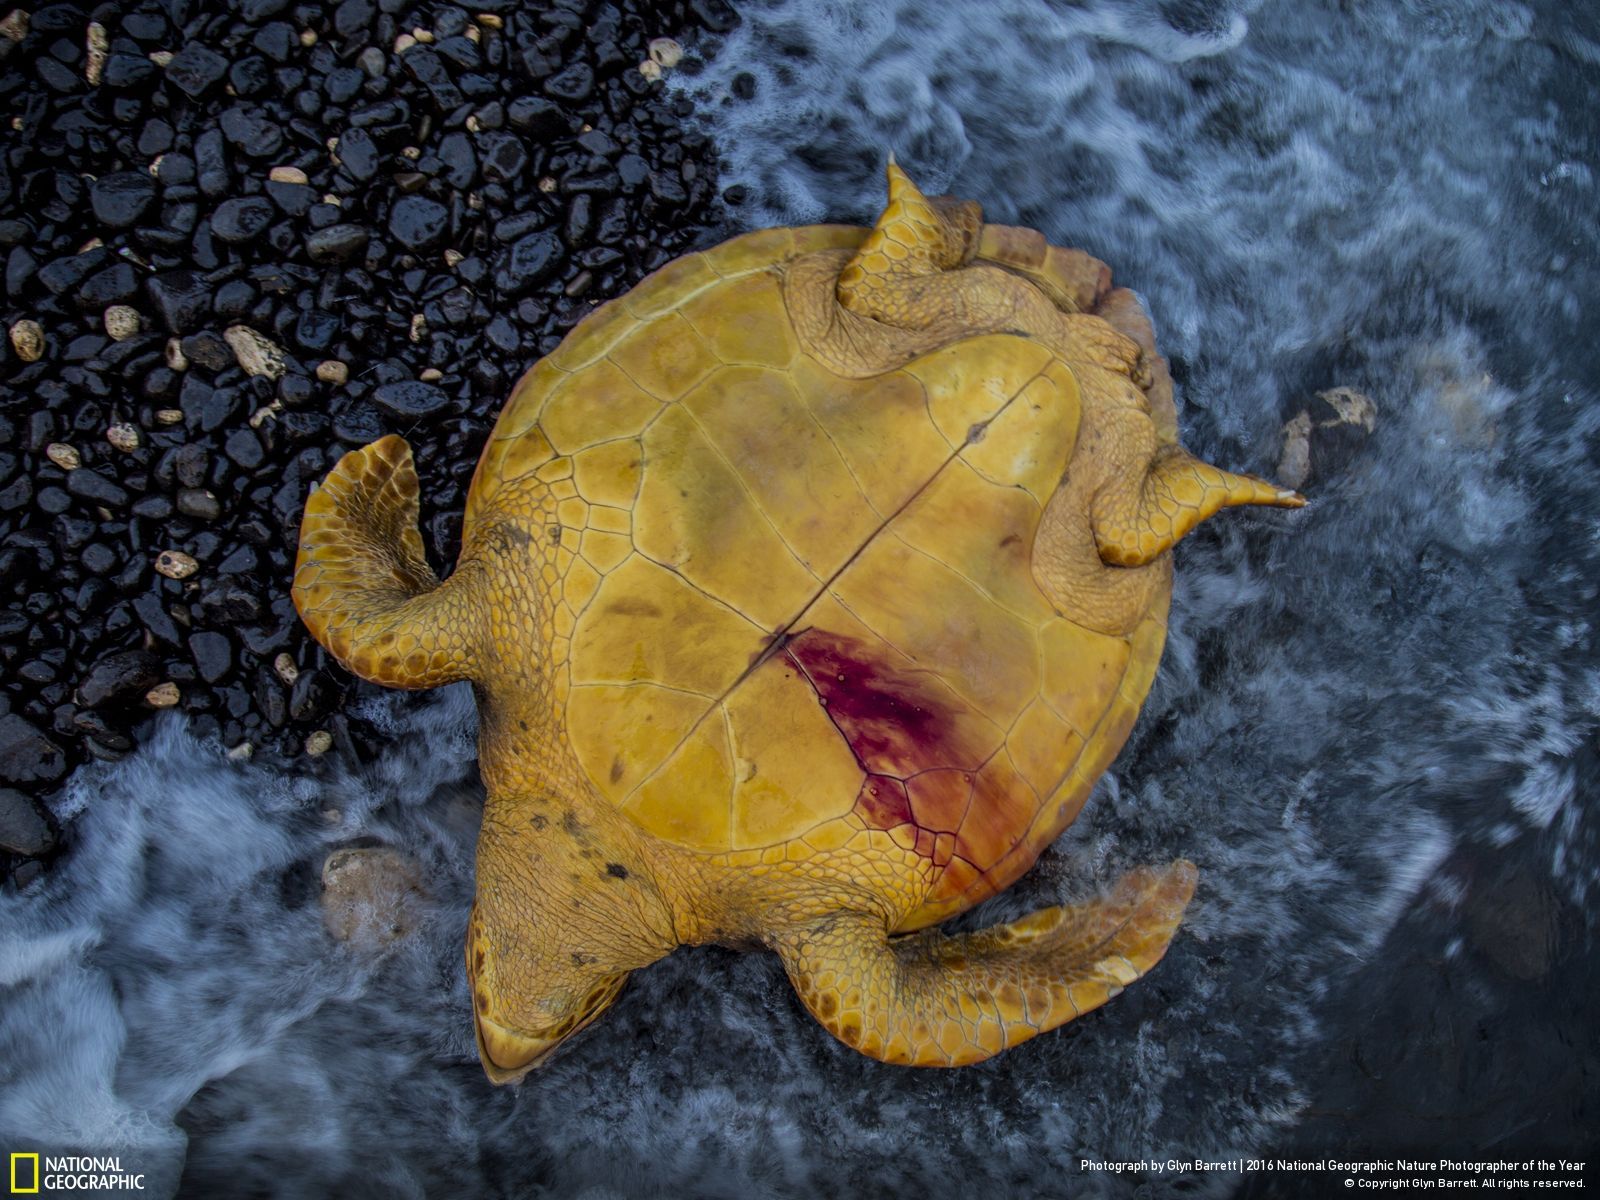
0;0;739;886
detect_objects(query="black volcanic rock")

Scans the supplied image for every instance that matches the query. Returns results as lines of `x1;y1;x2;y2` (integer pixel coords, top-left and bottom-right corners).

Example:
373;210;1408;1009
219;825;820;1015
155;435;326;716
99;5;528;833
212;197;275;242
189;632;233;685
496;230;561;296
164;44;228;97
0;0;727;827
146;271;212;333
372;381;447;419
388;196;449;250
0;787;55;856
90;172;156;228
0;715;66;784
77;650;160;708
306;224;368;263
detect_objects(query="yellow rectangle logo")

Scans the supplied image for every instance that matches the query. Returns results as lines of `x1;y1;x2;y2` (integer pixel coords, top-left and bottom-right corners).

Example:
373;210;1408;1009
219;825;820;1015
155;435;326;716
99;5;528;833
10;1152;40;1194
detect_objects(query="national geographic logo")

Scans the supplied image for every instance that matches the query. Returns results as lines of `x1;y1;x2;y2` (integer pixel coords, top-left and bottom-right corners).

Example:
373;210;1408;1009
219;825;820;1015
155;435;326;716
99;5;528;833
8;1154;145;1193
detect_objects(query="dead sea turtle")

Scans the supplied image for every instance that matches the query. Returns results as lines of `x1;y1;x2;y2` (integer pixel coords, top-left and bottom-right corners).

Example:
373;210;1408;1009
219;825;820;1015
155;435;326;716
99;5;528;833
293;161;1302;1081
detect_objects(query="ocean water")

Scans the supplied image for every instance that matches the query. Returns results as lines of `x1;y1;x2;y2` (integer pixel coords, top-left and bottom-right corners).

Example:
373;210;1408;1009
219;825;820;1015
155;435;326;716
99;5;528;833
3;1;1597;1196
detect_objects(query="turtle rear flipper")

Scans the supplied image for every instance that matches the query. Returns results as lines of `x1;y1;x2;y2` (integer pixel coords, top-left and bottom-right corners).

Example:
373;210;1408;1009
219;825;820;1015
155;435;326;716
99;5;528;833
293;435;483;689
776;861;1197;1067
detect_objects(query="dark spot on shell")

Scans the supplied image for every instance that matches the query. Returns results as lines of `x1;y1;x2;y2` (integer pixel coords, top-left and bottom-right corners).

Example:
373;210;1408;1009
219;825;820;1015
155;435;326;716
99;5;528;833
562;810;583;836
475;993;489;1013
966;420;989;444
501;523;533;550
530;814;548;830
547;524;562;544
609;755;624;783
605;598;662;617
818;992;839;1018
998;532;1021;549
605;862;629;880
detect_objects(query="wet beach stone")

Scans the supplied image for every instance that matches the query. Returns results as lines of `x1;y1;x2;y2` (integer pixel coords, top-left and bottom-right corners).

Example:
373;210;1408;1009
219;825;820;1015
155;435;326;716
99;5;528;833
0;0;734;866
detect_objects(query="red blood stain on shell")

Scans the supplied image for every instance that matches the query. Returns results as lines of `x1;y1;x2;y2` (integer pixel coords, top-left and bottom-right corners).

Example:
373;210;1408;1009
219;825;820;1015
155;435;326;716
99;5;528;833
905;769;970;834
786;629;1040;888
855;774;913;830
784;629;989;776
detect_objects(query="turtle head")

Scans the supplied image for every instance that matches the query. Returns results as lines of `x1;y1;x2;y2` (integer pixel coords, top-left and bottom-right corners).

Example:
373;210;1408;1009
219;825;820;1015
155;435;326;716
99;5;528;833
464;797;678;1084
466;900;630;1083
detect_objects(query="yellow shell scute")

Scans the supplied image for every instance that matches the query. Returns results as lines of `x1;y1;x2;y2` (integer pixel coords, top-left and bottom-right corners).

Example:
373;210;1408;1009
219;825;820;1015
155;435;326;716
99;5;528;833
586;505;632;534
562;554;601;612
547;296;639;371
789;357;949;517
698;227;799;276
533;456;572;483
682;365;879;577
634;405;817;630
571;440;642;509
579;528;631;573
1039;618;1133;738
904;334;1054;449
492;358;570;442
623;716;733;852
540;357;661;454
678;270;797;369
621;252;721;320
567;682;711;804
608;311;717;401
1006;699;1083;800
724;657;865;850
570;553;764;696
481;425;555;487
891;459;1051;624
962;367;1081;503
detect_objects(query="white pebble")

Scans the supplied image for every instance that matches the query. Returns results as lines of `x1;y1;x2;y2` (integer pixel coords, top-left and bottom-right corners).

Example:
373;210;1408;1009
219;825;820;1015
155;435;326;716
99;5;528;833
104;305;141;340
10;318;43;362
225;324;287;379
648;37;683;68
106;422;141;452
85;21;108;85
154;549;198;579
45;442;81;470
0;9;29;41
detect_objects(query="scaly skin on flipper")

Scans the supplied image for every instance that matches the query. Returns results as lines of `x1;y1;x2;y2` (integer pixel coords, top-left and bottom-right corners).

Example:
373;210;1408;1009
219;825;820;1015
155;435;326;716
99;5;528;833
294;159;1303;1081
776;860;1197;1065
293;435;484;688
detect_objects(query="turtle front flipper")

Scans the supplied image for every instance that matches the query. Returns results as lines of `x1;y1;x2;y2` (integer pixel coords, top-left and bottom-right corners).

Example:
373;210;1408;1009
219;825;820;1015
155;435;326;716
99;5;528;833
293;435;484;688
775;861;1197;1066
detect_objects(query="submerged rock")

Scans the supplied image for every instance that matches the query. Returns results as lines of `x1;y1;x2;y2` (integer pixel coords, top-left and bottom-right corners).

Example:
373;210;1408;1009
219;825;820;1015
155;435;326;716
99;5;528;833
1277;386;1378;490
320;846;428;952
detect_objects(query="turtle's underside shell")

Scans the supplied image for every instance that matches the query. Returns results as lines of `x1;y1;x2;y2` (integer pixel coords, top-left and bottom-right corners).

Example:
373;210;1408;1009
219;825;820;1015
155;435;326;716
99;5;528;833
460;224;1167;933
